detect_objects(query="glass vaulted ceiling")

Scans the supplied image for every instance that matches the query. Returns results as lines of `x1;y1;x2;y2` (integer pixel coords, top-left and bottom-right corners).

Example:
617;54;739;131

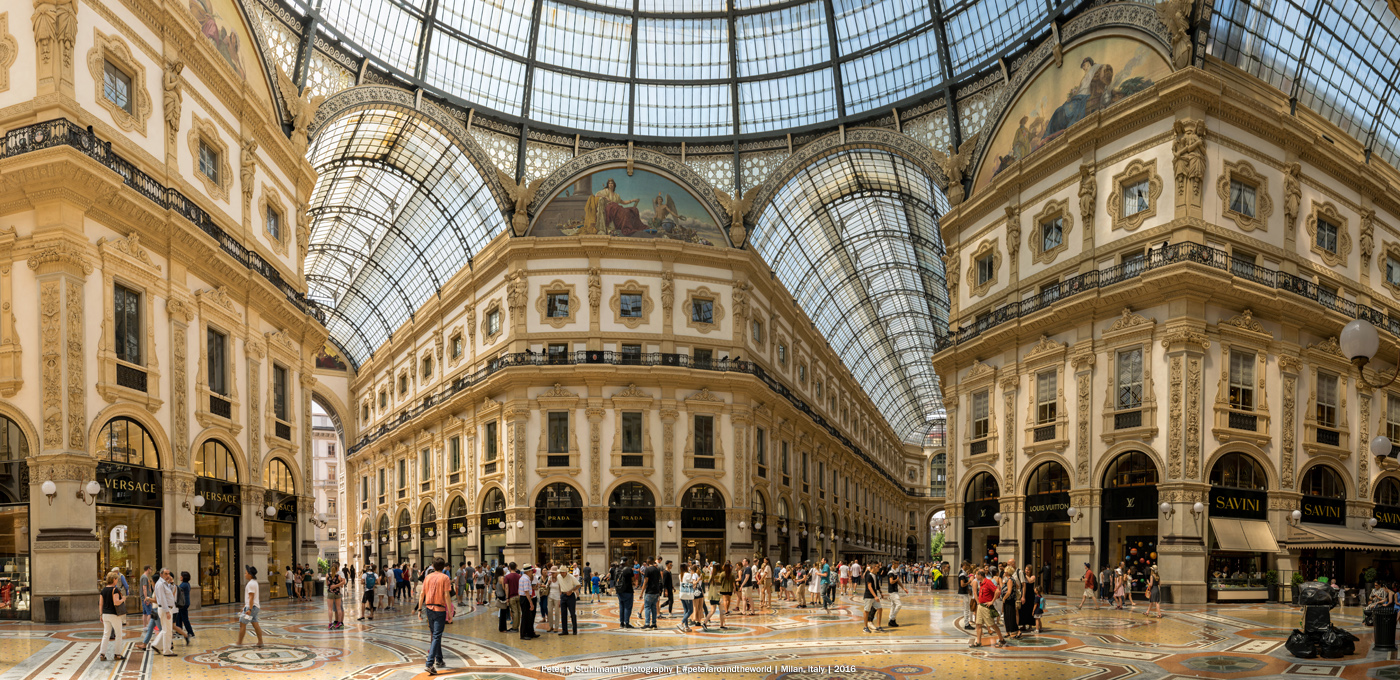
308;0;1071;138
750;149;950;443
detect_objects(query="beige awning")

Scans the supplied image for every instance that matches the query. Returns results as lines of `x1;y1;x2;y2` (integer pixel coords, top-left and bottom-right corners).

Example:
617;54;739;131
1210;518;1280;552
1286;524;1400;551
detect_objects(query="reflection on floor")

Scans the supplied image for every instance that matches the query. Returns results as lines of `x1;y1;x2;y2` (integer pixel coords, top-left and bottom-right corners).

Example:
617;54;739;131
3;586;1393;679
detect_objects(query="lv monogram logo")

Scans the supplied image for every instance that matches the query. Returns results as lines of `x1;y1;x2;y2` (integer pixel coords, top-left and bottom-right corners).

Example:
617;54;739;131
1126;498;1136;508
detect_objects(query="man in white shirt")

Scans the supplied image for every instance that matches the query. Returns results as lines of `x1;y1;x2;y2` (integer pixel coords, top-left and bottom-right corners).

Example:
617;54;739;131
838;562;851;596
517;564;538;639
237;565;265;647
850;560;863;599
153;569;179;655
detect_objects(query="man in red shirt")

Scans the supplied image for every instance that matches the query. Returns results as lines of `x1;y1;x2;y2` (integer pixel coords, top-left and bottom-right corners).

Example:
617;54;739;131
972;567;1007;648
417;559;454;675
503;563;522;632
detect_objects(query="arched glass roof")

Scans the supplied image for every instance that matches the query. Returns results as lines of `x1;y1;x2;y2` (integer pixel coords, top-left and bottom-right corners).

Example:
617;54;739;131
1207;0;1400;168
749;148;950;443
304;108;506;364
301;0;1082;139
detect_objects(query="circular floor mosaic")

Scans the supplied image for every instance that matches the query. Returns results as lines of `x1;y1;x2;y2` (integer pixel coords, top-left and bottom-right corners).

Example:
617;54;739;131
1057;617;1152;630
186;644;349;672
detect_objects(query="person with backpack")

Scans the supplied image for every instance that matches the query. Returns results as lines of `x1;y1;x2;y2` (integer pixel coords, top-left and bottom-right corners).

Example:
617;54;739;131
173;572;194;644
358;564;378;621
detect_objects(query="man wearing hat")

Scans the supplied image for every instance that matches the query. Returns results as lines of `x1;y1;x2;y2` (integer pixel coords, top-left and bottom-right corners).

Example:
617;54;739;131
518;564;539;639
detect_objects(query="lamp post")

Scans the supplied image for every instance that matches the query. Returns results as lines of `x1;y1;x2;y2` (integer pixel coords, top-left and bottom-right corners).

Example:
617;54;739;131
1338;319;1400;462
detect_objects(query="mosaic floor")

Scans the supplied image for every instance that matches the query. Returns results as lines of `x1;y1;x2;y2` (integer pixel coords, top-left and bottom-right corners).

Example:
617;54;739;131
1;585;1393;679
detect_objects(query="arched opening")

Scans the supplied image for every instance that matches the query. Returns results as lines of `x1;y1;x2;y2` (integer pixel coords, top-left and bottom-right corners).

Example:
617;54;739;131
776;498;791;563
751;490;768;558
1295;464;1349;583
95;416;163;591
396;508;413;567
195;439;241;606
680;484;726;564
419;503;438;567
1100;451;1160;594
963;471;1000;567
480;488;507;568
377;514;391;568
264;457;298;598
929;453;947;498
446;496;469;568
535;482;583;566
1206;451;1277;600
0;415;30;619
310;397;345;565
608;482;656;566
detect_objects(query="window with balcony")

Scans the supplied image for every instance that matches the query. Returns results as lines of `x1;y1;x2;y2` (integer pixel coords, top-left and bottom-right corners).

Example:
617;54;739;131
548;343;568;364
547;412;569;466
449;436;461;484
273;364;289;424
114;284;142;366
1229;350;1255;412
396;459;406;498
419;447;431;490
1036;370;1057;424
377;469;385;505
360;476;368;509
1387;395;1400;449
756;427;767;477
694;414;715;469
800;450;809;493
621;412;643;466
1316;372;1338;429
620;343;642;364
781;441;790;486
103;60;133;113
971;389;990;444
693;348;713;365
483;421;498;474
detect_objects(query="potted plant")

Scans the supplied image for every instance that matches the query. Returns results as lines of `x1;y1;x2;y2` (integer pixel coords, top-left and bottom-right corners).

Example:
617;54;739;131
1265;570;1280;602
1291;572;1306;603
1363;566;1378;600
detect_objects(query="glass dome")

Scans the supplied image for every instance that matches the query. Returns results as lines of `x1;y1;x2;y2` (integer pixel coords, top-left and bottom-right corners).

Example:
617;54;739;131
304;0;1080;139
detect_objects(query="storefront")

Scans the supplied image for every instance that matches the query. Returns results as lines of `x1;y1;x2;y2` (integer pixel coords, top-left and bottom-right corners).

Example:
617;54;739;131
1373;478;1400;580
608;482;655;565
1023;462;1070;595
1207;452;1276;602
395;509;412;566
264;457;298;598
377;515;391;569
796;505;810;563
963;472;1001;567
419;503;438;567
750;491;768;560
0;415;30;619
1100;451;1159;594
447;497;469;567
535;483;582;566
95;418;163;586
360;521;373;566
681;485;725;565
481;488;506;568
194;440;241;606
775;499;791;563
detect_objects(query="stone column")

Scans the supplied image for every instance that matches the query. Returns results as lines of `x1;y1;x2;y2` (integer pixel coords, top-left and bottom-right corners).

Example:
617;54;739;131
1158;324;1211;603
243;484;269;603
584;506;607;569
1070;352;1096;564
166;471;202;607
658;506;680;565
997;375;1021;561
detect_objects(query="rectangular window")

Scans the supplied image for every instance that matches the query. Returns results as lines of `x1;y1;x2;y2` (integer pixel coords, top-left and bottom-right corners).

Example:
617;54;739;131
102;60;133;112
1122;250;1147;274
1123;179;1150;216
621;412;643;454
546;292;570;317
484;421;498;461
361;476;368;508
972;390;990;439
778;344;787;364
1036;370;1057;424
1316;219;1339;253
421;355;433;379
1116;347;1143;410
976;254;995;284
420;448;430;481
800;451;809;482
1229;179;1257;217
755;427;767;475
693;348;713;364
694;414;714;467
752;320;763;342
1388;258;1400;287
780;441;790;485
487;309;501;335
198;140;220;183
379;390;387;409
548;412;569;453
451;335;463;359
1316;371;1338;428
692;298;715;324
817;461;825;489
398;374;408;395
548;343;568;356
1387;395;1400;443
620;343;642;364
273;364;289;420
1229;350;1255;411
362;404;369;421
449;436;462;472
1041;217;1063;252
620;293;643;318
397;459;406;498
377;469;385;503
114;284;142;365
266;206;281;240
207;328;228;396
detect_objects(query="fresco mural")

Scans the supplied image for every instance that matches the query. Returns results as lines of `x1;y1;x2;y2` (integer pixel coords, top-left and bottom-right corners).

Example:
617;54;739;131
315;342;348;371
531;168;727;247
974;36;1170;193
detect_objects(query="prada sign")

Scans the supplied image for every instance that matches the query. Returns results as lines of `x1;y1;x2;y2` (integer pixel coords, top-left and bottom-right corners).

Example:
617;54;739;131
965;499;1000;528
195;478;241;516
682;508;725;530
1103;485;1158;520
536;507;582;529
1376;505;1400;531
609;507;655;530
97;462;163;508
1025;492;1071;523
1209;486;1268;520
1301;496;1346;526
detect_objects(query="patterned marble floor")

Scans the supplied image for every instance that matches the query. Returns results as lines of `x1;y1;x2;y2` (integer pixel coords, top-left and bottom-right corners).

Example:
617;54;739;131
1;585;1393;680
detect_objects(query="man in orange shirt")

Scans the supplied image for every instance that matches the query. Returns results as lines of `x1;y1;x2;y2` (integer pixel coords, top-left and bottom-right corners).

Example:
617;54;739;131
417;559;454;675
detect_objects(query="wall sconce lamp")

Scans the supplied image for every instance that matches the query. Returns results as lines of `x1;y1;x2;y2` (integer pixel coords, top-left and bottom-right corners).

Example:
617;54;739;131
1365;517;1379;533
515;520;524;529
1067;507;1083;524
1191;502;1206;519
666;520;675;529
459;525;468;534
993;512;1009;526
755;521;763;530
1289;509;1303;527
738;521;746;529
257;504;278;518
41;481;57;505
309;512;329;528
78;481;102;506
182;494;206;514
498;520;506;530
1159;502;1175;518
590;520;599;529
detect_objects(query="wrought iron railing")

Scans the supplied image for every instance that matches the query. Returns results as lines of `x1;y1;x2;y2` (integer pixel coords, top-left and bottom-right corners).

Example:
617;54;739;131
348;349;920;495
1;119;326;325
934;241;1400;350
1227;411;1258;432
1114;410;1142;430
1316;428;1340;446
115;364;147;392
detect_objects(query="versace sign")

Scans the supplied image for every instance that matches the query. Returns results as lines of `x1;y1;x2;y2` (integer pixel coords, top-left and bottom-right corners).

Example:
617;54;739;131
97;462;163;508
195;477;241;516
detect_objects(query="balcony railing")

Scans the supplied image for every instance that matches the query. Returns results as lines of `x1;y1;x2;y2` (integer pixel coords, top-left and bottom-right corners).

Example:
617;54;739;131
1033;424;1056;442
969;439;988;455
348;349;922;495
934;241;1400;350
115;364;147;392
1;120;329;330
1316;428;1340;446
1114;410;1142;430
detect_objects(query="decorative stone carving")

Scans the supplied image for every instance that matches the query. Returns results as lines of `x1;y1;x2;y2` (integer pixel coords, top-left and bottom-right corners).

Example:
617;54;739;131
505;271;528;323
943;252;959;301
686;388;724;403
1305;200;1351;267
714;186;760;246
1186;356;1201;479
1283;162;1302;234
65;282;83;449
40;281;60;449
539;383;577;399
1029;199;1073;265
1005;205;1021;258
1110;308;1152;331
171;316;189;468
1025;334;1065;360
198;285;235;312
1217;159;1273;232
1360;209;1375;267
97;233;157;270
1078;164;1096;232
0;14;16;93
587;268;601;314
1161;329;1210;350
32;0;77;85
275;65;325;153
1172;118;1207;202
1155;0;1193;70
966;238;1001;298
1003;387;1016;486
1108;158;1163;232
660;271;675;318
732;281;750;321
1359;389;1371;499
930;132;980;206
495;169;544;237
1307;336;1345;359
161;56;182;146
1076;366;1091;485
1222;309;1266;334
1168;355;1182;479
265;330;295;353
188;114;231;202
240;137;258;211
295;200;310;261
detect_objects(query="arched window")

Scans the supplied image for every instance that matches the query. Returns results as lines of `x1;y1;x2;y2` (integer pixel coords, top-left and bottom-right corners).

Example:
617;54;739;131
195;440;238;482
683;484;724;508
1376;477;1400;506
378;514;390;531
1026;461;1070;495
482;487;506;512
397;508;411;528
536;482;582;508
265;458;295;493
448;496;467;518
1209;452;1268;490
421;503;437;524
798;504;808;524
0;415;30;460
1302;465;1345;499
1104;451;1158;487
609;481;655;507
929;453;946;497
752;491;767;516
96;417;159;468
965;472;999;501
361;519;371;534
777;498;789;520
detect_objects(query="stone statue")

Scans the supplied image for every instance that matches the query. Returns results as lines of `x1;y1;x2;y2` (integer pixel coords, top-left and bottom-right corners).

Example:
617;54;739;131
1172;118;1206;200
943;253;959;300
505;271;528;317
240;136;258;207
1156;0;1193;70
31;0;77;67
1283;162;1301;233
660;271;674;314
275;65;324;153
714;186;761;247
1078;164;1097;230
162;58;184;144
587;267;601;311
931;131;981;206
494;169;544;237
295;200;310;260
1361;209;1375;266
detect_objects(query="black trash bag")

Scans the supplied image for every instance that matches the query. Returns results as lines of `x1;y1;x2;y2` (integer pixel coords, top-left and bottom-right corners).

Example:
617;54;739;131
1331;625;1358;655
1304;606;1333;633
1298;581;1338;607
1286;629;1318;659
1317;626;1357;658
1364;607;1375;627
